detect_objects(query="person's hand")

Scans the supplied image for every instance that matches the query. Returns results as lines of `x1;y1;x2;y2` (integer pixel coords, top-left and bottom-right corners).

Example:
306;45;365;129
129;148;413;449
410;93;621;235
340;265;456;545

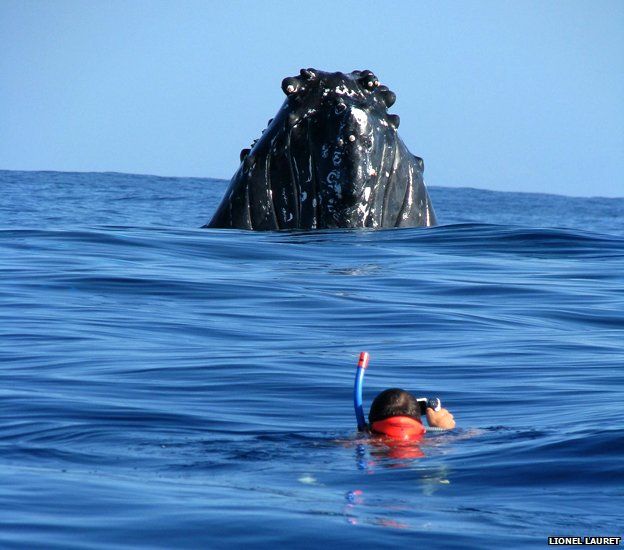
426;407;455;430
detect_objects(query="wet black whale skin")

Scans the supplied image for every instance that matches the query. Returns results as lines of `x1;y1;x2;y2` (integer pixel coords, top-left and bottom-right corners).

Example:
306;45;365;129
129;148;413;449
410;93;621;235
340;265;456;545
206;69;437;230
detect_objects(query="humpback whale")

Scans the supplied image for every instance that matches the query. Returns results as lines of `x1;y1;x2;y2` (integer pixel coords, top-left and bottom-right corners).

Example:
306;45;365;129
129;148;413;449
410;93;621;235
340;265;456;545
206;69;436;230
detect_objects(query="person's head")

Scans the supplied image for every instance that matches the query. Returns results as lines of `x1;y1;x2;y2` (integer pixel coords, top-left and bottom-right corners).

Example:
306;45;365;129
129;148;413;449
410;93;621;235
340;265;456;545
368;388;421;424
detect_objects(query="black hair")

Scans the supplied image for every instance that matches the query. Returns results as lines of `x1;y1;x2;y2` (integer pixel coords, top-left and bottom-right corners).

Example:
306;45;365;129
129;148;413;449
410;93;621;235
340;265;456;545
368;388;421;424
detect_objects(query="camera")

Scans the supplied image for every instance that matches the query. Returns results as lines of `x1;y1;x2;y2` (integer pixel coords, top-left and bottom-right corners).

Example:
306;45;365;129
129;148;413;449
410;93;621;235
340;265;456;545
417;397;441;415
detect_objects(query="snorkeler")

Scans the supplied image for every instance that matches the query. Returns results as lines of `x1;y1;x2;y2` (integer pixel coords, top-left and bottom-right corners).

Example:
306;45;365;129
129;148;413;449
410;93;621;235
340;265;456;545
354;352;455;440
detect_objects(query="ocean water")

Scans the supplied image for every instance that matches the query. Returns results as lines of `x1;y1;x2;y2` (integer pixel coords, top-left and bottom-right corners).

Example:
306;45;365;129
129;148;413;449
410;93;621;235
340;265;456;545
1;170;623;549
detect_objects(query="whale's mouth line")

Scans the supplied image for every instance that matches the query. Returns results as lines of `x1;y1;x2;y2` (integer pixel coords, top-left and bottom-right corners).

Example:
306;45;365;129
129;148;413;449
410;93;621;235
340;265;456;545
306;121;319;230
264;144;279;231
286;125;300;229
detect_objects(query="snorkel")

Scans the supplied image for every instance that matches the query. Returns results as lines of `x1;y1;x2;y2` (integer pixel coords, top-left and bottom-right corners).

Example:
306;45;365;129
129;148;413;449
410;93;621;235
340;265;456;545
354;352;369;431
353;352;445;436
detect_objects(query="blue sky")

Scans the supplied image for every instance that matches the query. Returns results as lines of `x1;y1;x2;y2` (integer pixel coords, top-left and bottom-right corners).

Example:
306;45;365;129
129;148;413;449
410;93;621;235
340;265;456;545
1;0;622;196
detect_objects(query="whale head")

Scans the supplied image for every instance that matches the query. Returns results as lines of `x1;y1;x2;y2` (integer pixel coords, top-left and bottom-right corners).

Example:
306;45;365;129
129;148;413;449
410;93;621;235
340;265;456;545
207;68;436;230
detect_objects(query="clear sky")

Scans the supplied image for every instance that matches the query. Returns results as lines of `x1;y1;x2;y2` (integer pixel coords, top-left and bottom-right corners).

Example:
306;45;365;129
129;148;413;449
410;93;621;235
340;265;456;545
1;0;622;197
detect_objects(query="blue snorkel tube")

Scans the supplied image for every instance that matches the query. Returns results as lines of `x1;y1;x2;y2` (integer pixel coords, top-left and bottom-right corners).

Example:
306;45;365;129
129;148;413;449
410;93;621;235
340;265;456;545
354;352;369;431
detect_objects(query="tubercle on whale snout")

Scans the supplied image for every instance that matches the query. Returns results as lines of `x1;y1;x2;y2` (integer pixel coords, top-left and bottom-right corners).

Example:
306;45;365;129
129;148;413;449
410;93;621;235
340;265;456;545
280;68;397;112
238;68;400;157
243;69;397;161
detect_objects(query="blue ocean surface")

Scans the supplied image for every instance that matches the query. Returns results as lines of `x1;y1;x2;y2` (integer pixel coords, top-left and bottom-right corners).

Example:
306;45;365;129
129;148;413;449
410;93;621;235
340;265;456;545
1;170;623;549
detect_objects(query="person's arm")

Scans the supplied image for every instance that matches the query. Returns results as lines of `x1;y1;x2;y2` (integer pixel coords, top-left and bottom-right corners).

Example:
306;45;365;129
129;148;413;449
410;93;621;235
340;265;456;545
426;407;455;430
